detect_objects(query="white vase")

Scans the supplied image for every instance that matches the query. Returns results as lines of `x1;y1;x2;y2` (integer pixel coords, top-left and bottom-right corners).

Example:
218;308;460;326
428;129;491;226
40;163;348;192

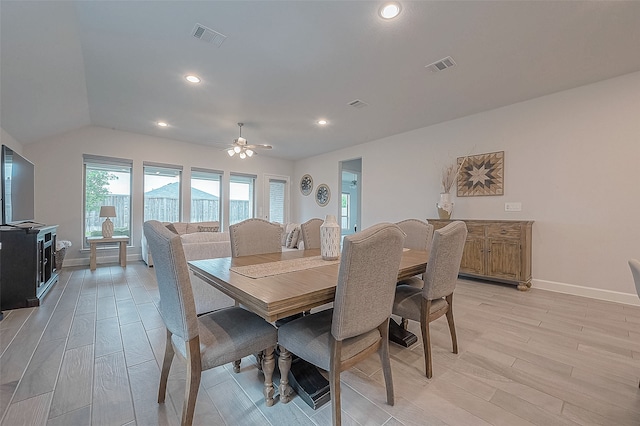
320;215;340;260
436;192;454;220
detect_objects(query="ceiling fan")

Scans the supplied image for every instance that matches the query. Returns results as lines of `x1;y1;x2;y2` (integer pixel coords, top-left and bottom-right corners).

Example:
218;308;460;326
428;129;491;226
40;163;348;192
226;123;272;159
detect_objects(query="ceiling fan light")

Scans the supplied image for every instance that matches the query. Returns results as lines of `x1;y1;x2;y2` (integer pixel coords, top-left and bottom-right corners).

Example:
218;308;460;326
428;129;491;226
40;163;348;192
227;149;235;156
234;146;241;153
239;151;247;159
246;149;254;157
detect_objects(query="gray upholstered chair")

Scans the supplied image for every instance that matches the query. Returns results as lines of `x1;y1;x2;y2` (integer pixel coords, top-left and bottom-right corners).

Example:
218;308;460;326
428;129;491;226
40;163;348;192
278;223;406;426
395;219;434;286
143;221;278;426
229;218;282;257
300;217;323;249
629;259;640;388
393;220;467;378
395;219;435;329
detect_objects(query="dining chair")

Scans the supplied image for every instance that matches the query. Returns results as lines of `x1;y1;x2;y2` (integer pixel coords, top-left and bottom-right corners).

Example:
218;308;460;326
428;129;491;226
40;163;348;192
278;223;406;426
300;217;323;249
393;220;467;378
395;219;435;329
143;221;278;426
395;219;434;288
629;259;640;388
229;218;282;257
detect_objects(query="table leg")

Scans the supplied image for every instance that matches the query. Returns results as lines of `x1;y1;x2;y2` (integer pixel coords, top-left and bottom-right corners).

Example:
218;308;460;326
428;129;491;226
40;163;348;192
120;241;127;267
278;345;294;404
389;318;418;347
90;243;97;271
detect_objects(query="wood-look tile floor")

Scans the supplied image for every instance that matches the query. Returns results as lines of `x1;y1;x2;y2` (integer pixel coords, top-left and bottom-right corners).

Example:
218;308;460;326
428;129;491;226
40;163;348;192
1;262;640;425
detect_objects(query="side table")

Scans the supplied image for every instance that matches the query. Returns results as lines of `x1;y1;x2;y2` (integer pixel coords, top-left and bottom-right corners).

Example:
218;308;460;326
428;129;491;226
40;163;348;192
88;236;130;271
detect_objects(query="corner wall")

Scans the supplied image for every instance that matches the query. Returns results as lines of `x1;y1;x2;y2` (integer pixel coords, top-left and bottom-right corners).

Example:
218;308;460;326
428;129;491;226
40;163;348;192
293;71;640;302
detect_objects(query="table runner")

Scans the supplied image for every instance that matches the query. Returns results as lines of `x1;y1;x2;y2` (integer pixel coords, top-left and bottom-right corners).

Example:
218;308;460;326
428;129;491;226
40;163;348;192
230;255;340;279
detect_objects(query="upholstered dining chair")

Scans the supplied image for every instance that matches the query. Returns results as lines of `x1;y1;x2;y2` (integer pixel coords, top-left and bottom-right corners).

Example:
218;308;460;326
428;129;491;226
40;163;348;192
393;220;467;378
143;221;278;426
629;259;640;388
395;219;434;286
395;219;435;329
300;217;323;249
278;223;406;426
229;218;282;257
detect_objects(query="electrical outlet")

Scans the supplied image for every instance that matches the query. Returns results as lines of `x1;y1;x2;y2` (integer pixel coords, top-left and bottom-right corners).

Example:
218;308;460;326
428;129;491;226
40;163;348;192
505;202;522;212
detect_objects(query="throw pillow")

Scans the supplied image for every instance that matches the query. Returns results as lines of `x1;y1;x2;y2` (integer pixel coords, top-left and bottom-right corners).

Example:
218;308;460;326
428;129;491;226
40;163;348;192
197;225;219;232
165;223;178;234
286;227;300;249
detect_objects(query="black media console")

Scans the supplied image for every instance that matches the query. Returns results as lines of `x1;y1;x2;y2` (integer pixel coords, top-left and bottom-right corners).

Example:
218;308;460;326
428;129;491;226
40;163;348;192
0;224;58;310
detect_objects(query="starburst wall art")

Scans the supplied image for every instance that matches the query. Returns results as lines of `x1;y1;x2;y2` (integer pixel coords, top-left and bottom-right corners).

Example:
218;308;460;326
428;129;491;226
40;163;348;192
457;151;504;197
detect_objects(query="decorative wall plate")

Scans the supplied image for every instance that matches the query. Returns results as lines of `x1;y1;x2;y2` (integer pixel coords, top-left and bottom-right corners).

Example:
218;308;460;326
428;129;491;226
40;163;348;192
316;184;330;207
300;174;313;196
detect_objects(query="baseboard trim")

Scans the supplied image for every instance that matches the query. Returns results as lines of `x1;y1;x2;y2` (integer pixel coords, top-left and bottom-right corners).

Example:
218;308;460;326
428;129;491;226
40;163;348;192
62;254;142;268
532;279;639;306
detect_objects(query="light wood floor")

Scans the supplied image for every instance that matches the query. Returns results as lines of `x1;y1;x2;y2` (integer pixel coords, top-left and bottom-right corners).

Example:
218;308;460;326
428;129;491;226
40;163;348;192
1;262;639;426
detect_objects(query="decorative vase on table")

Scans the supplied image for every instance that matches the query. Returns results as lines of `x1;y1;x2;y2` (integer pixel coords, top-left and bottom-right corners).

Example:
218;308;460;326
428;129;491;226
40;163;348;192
320;215;340;260
436;192;454;220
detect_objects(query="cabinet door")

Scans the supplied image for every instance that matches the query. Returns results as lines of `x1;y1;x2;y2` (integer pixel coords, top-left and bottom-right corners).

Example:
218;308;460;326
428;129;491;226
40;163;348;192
486;238;520;280
460;236;485;275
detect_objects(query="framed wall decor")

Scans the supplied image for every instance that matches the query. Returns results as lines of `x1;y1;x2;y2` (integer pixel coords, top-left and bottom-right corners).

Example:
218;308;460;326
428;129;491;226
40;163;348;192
300;174;313;196
315;184;330;207
457;151;504;197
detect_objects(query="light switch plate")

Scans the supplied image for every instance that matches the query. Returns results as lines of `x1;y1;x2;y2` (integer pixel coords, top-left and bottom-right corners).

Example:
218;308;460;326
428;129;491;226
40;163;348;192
505;202;522;212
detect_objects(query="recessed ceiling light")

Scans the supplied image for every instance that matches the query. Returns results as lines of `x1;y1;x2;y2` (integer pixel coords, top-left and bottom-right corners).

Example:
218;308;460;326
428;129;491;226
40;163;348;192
157;121;168;127
317;119;328;125
379;2;401;19
185;75;201;83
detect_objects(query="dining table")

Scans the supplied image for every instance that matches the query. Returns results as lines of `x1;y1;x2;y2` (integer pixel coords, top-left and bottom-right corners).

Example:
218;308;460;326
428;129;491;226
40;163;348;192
188;247;429;408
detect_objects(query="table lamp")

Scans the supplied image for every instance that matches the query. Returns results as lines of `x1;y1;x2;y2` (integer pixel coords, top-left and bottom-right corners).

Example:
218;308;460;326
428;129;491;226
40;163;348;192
99;206;116;238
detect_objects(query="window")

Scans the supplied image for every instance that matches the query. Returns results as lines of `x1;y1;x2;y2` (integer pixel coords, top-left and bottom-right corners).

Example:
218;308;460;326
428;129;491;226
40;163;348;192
341;193;351;230
267;177;288;223
83;155;132;248
191;168;222;222
229;173;255;225
144;163;182;222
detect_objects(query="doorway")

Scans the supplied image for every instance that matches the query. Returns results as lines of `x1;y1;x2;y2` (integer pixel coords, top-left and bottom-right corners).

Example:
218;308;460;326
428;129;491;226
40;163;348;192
339;158;361;237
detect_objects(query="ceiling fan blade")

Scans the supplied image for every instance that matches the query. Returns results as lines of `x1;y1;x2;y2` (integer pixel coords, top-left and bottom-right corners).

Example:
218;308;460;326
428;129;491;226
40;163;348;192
245;144;272;150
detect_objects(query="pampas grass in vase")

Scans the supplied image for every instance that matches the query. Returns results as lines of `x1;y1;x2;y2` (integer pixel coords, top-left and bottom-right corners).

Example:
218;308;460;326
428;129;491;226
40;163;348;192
437;157;467;219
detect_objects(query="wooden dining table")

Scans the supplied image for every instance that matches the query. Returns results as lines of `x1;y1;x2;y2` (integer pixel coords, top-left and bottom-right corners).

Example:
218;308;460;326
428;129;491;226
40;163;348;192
188;247;429;407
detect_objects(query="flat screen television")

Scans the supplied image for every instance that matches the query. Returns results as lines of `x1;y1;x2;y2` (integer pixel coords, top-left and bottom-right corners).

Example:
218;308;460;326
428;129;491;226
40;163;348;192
1;145;35;225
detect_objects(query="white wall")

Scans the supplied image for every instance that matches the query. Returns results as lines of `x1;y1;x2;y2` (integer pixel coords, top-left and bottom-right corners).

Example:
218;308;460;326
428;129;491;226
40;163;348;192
0;127;23;153
23;126;293;265
293;72;640;302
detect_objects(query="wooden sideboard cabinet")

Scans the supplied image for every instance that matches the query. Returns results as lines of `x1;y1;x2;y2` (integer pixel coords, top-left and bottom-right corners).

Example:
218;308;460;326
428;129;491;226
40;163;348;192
428;219;533;291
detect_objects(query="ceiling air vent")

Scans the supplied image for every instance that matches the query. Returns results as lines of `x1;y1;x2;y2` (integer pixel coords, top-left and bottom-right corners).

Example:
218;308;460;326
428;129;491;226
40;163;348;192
425;56;456;73
192;23;227;47
348;99;369;109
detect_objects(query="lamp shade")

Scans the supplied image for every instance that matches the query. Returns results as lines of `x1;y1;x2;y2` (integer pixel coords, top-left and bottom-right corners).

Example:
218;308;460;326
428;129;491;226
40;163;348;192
99;206;116;218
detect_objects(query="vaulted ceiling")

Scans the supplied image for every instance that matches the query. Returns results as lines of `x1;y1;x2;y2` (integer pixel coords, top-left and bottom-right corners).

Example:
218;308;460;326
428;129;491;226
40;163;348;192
2;1;639;160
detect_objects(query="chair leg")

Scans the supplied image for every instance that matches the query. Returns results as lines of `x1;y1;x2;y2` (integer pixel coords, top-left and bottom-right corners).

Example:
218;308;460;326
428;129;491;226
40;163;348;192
378;320;394;406
182;336;202;426
278;345;294;404
232;359;241;373
445;293;458;354
158;329;174;403
421;299;433;379
329;337;342;426
262;346;276;407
